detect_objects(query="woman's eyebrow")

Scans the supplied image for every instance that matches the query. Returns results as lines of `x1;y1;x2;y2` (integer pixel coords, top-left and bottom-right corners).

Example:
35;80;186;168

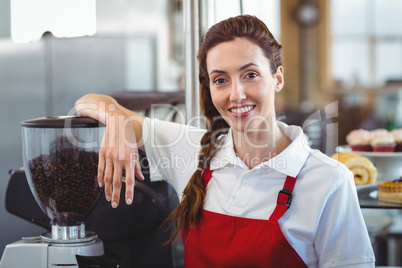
209;69;226;76
239;62;258;71
210;63;258;76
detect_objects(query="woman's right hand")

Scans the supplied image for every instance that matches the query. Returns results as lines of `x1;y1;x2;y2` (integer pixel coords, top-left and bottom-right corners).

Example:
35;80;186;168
75;94;145;207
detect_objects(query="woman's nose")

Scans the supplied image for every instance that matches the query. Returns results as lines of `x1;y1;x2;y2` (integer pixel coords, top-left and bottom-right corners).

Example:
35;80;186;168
229;80;246;103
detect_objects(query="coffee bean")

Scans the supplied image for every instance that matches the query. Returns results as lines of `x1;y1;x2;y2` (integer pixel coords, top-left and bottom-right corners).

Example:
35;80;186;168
28;148;101;226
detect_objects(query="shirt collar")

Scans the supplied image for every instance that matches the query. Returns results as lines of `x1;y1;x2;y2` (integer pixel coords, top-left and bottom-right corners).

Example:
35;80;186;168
209;121;311;177
210;129;240;170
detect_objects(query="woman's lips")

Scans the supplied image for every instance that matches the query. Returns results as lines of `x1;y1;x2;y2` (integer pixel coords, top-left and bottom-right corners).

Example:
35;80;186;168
229;105;255;117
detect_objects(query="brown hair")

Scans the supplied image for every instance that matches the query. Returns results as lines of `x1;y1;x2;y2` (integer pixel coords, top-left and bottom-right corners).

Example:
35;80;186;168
167;15;283;243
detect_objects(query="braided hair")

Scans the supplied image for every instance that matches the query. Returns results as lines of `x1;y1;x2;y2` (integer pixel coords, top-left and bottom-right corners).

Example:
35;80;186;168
167;15;283;243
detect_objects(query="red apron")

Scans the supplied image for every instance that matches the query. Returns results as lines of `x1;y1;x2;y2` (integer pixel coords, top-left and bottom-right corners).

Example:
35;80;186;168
182;167;307;268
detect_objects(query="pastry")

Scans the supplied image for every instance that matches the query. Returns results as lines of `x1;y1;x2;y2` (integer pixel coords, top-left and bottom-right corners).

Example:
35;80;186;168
391;129;402;152
370;132;396;152
346;129;371;152
378;177;402;204
369;129;389;140
331;152;377;186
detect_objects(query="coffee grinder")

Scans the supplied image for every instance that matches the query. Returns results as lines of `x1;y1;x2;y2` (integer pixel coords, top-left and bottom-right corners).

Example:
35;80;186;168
0;116;106;268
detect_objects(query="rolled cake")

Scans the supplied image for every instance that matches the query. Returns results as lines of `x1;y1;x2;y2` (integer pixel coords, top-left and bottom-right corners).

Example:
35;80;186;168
331;152;377;186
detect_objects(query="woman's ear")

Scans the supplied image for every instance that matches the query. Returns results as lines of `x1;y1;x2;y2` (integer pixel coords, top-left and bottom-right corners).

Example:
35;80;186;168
274;66;284;93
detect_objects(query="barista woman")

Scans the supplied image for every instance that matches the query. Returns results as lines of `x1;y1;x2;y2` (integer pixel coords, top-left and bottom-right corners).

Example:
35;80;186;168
75;15;375;267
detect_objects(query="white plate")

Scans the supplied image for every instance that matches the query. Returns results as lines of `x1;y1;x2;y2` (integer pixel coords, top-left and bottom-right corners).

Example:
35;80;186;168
336;145;402;181
336;145;402;157
369;190;378;199
356;184;378;198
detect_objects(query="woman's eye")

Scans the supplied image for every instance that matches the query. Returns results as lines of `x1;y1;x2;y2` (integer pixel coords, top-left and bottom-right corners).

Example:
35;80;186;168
214;78;226;84
245;72;258;79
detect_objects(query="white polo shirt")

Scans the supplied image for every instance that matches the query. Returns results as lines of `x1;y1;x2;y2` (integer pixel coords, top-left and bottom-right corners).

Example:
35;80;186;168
142;118;375;268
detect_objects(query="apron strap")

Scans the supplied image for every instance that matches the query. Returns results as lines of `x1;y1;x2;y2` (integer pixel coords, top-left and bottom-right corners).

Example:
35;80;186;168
202;167;298;222
269;175;297;222
202;166;213;186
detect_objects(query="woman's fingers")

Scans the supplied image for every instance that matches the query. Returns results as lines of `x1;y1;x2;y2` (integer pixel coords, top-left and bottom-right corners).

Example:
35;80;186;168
133;153;145;181
103;151;114;202
111;159;123;208
97;148;106;188
125;161;135;205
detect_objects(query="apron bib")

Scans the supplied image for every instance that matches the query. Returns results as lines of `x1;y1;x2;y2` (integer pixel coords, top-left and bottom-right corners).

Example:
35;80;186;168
182;167;307;267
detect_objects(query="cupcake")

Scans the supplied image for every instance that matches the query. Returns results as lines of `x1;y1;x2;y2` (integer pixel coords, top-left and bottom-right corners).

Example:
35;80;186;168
369;128;389;140
346;129;371;151
370;132;396;152
391;129;402;152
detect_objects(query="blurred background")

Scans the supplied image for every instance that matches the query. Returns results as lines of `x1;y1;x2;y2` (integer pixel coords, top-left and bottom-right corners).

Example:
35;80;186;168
1;0;402;266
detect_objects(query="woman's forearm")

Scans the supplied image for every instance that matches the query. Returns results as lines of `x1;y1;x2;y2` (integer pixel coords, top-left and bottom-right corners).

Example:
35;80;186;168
75;94;145;150
75;94;121;124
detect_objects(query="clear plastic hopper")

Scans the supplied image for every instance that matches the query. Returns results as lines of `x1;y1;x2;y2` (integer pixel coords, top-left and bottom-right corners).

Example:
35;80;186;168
21;116;105;243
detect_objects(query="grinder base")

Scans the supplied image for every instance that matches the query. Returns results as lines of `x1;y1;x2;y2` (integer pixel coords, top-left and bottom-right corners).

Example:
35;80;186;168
0;237;104;268
41;224;98;243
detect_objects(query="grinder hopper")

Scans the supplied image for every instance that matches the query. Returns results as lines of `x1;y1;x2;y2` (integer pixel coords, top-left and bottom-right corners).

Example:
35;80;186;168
21;116;105;242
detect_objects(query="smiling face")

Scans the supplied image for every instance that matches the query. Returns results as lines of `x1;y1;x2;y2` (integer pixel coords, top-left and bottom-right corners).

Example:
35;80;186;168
206;37;284;133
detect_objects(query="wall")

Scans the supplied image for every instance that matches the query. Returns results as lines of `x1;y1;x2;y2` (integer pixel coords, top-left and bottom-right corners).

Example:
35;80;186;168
278;0;337;112
0;35;127;254
0;0;182;255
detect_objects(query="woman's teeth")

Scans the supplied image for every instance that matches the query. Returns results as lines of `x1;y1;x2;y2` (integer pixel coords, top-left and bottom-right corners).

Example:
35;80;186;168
231;105;254;114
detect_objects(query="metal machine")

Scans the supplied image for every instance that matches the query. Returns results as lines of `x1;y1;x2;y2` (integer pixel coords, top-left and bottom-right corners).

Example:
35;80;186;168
0;116;107;268
1;116;177;267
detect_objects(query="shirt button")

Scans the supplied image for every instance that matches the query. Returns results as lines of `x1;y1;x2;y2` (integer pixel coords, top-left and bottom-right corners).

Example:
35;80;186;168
242;180;248;186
